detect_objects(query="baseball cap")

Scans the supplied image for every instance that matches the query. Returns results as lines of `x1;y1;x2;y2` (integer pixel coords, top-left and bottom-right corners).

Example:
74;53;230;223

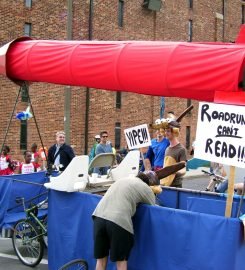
95;135;100;139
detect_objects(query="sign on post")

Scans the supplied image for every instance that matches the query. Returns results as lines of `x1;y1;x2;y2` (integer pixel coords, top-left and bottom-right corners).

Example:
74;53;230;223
124;124;151;150
195;102;245;168
195;102;245;218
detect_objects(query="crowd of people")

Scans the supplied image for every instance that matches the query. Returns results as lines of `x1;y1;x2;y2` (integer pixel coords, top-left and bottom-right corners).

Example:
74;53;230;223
0;129;118;176
0;111;225;192
0;131;76;175
0;144;42;175
0;119;243;194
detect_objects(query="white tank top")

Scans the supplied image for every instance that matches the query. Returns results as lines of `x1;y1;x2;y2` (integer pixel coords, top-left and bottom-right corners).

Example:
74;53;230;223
21;163;35;174
0;156;9;170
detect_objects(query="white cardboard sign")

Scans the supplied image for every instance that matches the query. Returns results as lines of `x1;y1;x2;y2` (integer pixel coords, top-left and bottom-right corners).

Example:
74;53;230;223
124;124;151;150
194;102;245;168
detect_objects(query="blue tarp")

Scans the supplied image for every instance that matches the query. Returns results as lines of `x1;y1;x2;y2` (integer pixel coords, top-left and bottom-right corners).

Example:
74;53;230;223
157;188;245;217
1;172;244;269
0;176;12;228
0;172;49;229
48;190;245;270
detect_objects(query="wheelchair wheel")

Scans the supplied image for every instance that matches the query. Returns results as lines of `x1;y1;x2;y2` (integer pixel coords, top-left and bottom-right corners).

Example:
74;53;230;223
59;259;88;270
12;219;44;267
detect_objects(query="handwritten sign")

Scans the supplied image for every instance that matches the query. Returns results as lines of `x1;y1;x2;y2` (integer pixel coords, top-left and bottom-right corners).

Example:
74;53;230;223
194;102;245;168
124;124;151;150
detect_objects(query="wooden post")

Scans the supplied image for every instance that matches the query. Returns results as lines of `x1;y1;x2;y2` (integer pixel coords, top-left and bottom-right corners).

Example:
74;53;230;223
225;165;236;217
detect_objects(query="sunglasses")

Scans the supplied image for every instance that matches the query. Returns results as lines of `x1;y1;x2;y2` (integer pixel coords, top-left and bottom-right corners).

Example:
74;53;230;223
102;135;108;138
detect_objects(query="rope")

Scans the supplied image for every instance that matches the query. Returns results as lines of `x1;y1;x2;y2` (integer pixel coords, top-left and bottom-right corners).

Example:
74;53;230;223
0;82;47;161
0;176;45;186
0;86;22;155
25;82;48;161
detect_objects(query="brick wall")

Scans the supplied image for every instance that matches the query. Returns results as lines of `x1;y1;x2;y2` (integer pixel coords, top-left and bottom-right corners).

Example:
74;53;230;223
0;0;243;162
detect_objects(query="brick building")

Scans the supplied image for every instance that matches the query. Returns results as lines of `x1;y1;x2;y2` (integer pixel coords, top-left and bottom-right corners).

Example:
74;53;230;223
0;0;243;161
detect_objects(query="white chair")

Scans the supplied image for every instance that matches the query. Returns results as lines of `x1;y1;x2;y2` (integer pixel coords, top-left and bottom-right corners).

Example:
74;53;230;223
86;153;115;186
44;155;89;192
110;150;140;181
88;153;115;177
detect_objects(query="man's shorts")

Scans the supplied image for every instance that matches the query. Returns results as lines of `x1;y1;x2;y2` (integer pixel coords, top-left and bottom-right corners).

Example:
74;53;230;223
93;216;134;262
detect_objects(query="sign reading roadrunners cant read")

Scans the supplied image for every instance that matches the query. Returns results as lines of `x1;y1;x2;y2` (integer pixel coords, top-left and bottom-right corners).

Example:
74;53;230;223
124;124;151;150
195;102;245;168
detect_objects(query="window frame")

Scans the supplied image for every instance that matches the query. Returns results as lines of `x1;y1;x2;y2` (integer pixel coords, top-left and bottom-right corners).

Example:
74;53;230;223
188;20;193;42
24;0;32;8
20;120;28;150
118;0;124;27
24;22;32;36
115;122;121;149
116;92;121;109
21;84;29;102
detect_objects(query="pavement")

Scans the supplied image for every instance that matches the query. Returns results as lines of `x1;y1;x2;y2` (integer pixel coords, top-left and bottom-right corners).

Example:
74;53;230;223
185;166;245;183
0;238;48;270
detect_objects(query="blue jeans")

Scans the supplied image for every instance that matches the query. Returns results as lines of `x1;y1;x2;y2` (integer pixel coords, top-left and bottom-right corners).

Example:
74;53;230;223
215;180;228;193
93;166;109;175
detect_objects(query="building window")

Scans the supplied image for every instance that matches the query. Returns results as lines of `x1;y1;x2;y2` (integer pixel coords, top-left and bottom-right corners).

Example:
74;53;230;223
188;0;193;9
118;0;124;27
186;99;192;116
25;0;32;8
21;84;29;102
24;23;32;36
242;4;245;24
115;122;121;149
188;20;193;42
116;92;121;109
20;120;28;150
186;126;191;150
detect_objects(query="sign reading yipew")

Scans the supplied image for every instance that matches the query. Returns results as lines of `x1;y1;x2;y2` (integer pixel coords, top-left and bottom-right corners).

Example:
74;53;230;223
195;102;245;168
124;124;151;150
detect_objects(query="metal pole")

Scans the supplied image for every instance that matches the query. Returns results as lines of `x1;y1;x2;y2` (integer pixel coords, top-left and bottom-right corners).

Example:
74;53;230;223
64;0;73;144
222;0;225;42
84;0;94;154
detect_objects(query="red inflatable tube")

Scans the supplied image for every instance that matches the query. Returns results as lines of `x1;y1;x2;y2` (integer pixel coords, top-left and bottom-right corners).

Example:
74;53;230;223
1;38;245;105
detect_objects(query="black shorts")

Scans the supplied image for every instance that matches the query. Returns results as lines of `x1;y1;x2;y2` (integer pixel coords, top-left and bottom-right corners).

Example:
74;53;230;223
93;216;134;262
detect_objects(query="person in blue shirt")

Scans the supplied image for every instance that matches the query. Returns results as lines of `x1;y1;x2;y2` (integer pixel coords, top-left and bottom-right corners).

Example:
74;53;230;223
93;131;113;175
144;127;170;171
89;135;101;162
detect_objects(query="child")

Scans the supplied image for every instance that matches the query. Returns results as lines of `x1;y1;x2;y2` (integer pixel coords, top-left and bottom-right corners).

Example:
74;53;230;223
205;162;227;192
31;143;40;165
19;150;41;174
0;145;15;175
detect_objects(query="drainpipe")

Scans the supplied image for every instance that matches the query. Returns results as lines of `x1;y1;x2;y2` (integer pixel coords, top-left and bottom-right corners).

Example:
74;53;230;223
84;0;93;154
222;0;225;41
88;0;93;41
64;0;73;144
